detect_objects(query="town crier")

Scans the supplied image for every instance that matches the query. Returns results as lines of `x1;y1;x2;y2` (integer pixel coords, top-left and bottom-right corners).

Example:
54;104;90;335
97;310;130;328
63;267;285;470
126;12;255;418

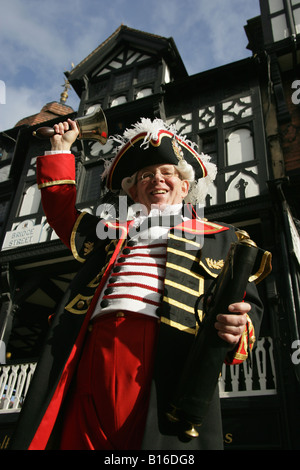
9;117;266;450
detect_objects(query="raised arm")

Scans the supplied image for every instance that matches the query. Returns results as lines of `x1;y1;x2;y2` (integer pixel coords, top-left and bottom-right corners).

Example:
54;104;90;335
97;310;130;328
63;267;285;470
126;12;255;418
36;119;80;249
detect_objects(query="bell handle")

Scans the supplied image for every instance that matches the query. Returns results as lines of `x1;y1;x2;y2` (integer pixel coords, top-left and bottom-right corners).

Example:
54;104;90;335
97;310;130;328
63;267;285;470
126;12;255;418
32;123;108;142
32;127;59;139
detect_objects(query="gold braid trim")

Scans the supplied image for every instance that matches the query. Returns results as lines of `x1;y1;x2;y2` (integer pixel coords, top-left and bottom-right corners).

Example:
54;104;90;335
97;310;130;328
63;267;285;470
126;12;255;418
38;179;76;189
70;212;89;263
160;316;196;335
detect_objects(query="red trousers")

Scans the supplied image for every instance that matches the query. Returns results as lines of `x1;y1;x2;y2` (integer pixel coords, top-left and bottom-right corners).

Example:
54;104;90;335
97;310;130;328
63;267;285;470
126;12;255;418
60;311;159;450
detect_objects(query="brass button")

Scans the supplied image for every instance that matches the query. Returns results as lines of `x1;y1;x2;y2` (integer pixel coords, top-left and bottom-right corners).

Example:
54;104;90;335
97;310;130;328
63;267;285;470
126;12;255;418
77;300;85;309
116;311;125;318
88;324;93;332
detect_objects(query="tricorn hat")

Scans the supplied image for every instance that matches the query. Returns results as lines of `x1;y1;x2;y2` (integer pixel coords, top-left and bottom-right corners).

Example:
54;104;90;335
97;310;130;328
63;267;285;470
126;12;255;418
103;118;217;204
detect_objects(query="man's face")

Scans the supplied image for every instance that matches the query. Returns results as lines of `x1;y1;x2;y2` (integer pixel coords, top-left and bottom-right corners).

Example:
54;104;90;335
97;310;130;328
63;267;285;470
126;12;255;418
129;163;189;212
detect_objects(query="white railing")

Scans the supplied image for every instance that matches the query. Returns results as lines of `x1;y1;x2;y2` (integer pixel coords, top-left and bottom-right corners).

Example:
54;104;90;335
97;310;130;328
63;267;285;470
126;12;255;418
219;337;277;397
0;337;276;413
0;362;36;412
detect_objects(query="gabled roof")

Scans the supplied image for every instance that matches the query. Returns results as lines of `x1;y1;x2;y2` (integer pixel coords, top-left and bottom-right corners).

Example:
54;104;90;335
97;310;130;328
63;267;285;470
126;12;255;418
66;25;187;94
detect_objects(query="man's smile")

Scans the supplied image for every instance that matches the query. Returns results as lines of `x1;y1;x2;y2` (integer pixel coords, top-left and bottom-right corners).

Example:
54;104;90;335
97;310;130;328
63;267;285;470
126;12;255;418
150;189;168;195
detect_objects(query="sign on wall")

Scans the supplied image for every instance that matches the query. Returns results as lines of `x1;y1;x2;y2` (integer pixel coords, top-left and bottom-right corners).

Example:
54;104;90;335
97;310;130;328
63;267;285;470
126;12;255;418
2;219;58;250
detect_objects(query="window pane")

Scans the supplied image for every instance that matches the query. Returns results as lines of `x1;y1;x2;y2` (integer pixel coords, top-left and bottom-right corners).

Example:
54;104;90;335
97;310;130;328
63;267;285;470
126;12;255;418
113;72;132;91
0;200;9;223
199;133;218;207
81;165;103;201
19;184;41;216
90;79;109;97
227;129;254;166
200;132;218;163
136;88;153;99
293;7;300;33
271;14;289;41
137;66;157;83
111;95;127;107
0;164;10;182
269;0;284;14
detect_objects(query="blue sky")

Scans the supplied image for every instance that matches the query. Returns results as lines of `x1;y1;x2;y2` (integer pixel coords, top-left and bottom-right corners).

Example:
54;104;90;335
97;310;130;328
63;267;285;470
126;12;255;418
0;0;260;132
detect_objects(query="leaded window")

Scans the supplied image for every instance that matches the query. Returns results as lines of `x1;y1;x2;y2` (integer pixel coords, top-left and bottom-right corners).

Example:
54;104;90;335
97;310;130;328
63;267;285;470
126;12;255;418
80;164;104;203
167;90;266;206
88;48;159;109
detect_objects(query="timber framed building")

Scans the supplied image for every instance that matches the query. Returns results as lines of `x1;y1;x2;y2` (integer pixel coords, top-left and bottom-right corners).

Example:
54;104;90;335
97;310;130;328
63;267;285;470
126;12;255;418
1;1;300;449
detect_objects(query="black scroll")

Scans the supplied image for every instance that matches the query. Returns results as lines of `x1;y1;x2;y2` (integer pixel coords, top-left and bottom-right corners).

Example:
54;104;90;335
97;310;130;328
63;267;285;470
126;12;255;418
166;231;269;438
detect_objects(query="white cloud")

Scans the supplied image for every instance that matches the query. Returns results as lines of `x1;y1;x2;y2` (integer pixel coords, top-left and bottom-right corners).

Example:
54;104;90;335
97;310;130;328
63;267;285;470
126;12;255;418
196;1;257;65
1;86;50;130
116;0;260;74
1;2;67;75
0;0;261;131
153;0;259;73
0;83;79;131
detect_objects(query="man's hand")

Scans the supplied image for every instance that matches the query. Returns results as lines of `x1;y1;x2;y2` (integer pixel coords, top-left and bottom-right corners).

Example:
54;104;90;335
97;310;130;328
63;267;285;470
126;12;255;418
50;118;79;151
214;302;250;346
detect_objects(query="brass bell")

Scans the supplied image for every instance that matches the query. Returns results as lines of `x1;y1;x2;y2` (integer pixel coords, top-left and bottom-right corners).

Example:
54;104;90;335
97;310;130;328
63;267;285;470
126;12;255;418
32;104;108;145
